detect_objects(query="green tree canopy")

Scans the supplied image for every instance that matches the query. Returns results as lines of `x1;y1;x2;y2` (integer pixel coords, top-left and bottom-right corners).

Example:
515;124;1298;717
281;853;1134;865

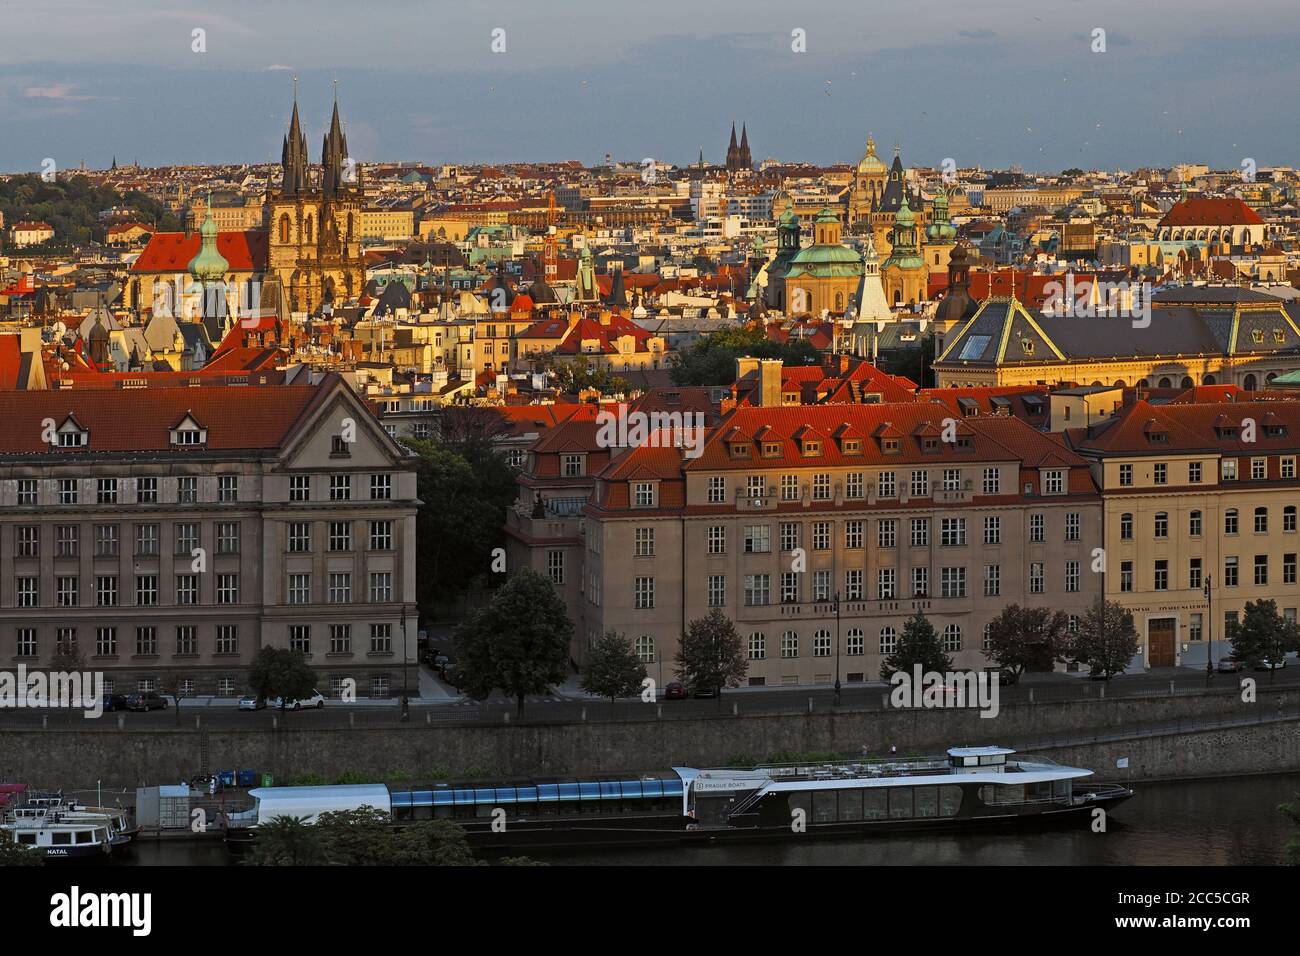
984;604;1071;684
580;629;648;702
247;811;485;866
1280;794;1300;865
0;836;44;866
674;608;747;696
246;646;316;713
881;610;953;680
454;568;572;715
1232;599;1298;673
246;815;328;866
1071;600;1139;679
548;357;632;396
669;325;821;386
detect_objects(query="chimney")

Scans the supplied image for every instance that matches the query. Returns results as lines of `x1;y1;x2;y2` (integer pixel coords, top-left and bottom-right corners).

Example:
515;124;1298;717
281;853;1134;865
734;355;760;383
758;358;782;407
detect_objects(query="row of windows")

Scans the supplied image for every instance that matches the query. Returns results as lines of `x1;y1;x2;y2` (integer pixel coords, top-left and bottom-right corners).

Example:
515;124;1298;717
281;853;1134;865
701;468;1067;504
14;521;242;558
1119;506;1298;540
286;520;394;552
1118;554;1299;591
3;473;393;506
286;572;395;604
22;574;242;607
14;624;395;659
1117;455;1294;487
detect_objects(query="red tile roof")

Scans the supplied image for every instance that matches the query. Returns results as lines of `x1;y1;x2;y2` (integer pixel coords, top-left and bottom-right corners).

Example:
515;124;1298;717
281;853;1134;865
1157;198;1264;228
1068;398;1300;456
130;230;269;273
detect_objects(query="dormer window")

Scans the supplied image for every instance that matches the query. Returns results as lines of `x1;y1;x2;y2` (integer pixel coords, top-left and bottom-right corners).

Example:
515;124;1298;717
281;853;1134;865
1252;329;1265;344
169;413;208;447
1266;424;1287;438
842;439;862;456
801;440;821;458
1020;338;1035;356
1274;329;1286;344
882;437;900;453
762;442;782;458
1146;431;1168;444
54;414;88;448
922;437;940;453
729;442;752;460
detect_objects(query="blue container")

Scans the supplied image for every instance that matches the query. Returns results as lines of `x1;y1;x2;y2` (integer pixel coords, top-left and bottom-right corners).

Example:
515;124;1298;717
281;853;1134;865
217;771;236;788
236;770;258;788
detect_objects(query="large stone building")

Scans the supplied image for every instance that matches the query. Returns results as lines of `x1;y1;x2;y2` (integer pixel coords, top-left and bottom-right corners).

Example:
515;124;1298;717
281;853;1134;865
780;207;863;316
0;375;418;698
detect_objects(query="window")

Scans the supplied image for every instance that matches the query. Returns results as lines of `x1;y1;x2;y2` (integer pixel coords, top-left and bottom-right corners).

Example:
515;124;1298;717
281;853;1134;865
95;575;118;607
216;625;238;655
135;575;158;606
780;572;799;604
1224;556;1238;587
846;472;864;499
1188;461;1202;483
136;627;157;656
880;627;898;655
16;525;39;558
1286;553;1297;585
1029;562;1044;594
216;521;240;554
1118;464;1133;487
370;474;392;500
1154;512;1168;538
813;570;831;601
366;520;393;551
216;574;239;604
910;518;929;548
984;564;1001;597
1120;561;1133;593
1255;507;1268;534
55;525;78;557
1252;458;1267;481
845;521;864;549
878;471;897;498
57;576;79;607
707;476;726;503
547;551;565;584
17;479;37;505
1225;510;1239;535
135;477;158;504
635;577;655;609
633;483;656;508
942;625;962;652
983;623;994;650
328;521;352;552
330;624;352;654
1255;555;1268;586
911;567;929;597
845;569;863;600
97;478;118;504
1065;512;1080;541
177;476;198;503
812;522;831;550
1042;470;1065;495
217;475;238;503
1189;558;1202;590
636;635;656;664
1284;458;1297;481
1189;510;1202;537
780;522;800;552
95;627;117;657
1154;560;1168;591
940;518;966;547
1029;513;1045;543
330;475;352;501
878;568;896;599
812;474;831;500
982;468;1000;495
369;572;393;603
746;476;766;499
561;454;584;478
878;519;897;549
813;630;832;657
744;574;770;606
288;573;311;605
744;525;771;553
940;567;966;598
910;470;930;497
16;578;38;608
289;625;311;654
175;626;197;655
58;479;79;505
1188;614;1202;642
1152;463;1167;486
370;624;393;654
846;628;864;656
1286;507;1297;533
135;523;159;556
176;574;198;605
707;575;726;608
1065;561;1080;592
983;516;1001;545
290;475;311;502
707;526;726;555
1222;459;1237;482
782;631;799;658
942;469;961;492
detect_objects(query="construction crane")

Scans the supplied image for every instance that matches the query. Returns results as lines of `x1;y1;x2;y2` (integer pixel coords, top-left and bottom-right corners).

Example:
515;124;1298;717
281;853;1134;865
544;189;559;283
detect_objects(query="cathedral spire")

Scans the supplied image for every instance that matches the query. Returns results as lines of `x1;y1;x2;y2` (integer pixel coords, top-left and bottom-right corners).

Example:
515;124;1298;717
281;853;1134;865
322;89;350;197
280;78;309;197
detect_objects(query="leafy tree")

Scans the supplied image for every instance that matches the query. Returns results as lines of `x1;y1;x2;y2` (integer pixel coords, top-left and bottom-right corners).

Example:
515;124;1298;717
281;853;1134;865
547;357;632;396
1071;600;1139;679
1232;599;1298;676
159;672;191;725
674;608;747;697
581;629;647;703
50;640;87;674
246;815;327;866
247;647;316;716
391;820;482;866
1280;794;1300;865
313;806;395;865
670;325;820;386
984;604;1070;684
880;610;953;680
0;836;43;866
454;568;572;715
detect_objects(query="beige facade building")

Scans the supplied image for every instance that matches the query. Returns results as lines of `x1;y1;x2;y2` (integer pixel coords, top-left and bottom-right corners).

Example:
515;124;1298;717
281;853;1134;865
0;375;418;697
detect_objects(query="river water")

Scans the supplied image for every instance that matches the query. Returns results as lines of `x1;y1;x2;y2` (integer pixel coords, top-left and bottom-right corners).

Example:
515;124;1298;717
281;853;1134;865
123;773;1300;866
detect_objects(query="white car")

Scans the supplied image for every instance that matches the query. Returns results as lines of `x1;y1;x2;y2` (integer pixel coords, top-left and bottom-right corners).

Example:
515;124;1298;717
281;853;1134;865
270;690;326;710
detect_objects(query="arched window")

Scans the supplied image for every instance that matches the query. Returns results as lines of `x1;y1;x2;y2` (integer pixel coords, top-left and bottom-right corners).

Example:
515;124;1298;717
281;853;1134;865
781;631;798;658
1120;513;1133;539
845;628;864;656
748;632;766;661
835;292;844;311
278;213;290;244
1285;505;1297;532
813;629;832;657
1158;377;1172;388
942;624;962;652
1244;373;1257;392
304;215;314;244
1181;376;1194;388
634;635;655;663
879;626;898;654
1112;379;1126;387
1189;510;1202;536
1154;512;1168;538
1224;509;1239;534
347;213;354;240
1203;374;1216;385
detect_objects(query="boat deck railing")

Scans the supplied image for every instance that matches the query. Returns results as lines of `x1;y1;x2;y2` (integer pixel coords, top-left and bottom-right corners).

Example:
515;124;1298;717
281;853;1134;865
753;757;953;782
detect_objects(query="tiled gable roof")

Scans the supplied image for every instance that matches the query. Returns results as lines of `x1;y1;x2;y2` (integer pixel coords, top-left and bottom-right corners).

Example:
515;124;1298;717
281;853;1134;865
130;230;269;273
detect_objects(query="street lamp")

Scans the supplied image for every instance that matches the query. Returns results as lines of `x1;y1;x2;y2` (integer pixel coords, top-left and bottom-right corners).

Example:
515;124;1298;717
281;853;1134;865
1203;575;1213;685
833;591;842;704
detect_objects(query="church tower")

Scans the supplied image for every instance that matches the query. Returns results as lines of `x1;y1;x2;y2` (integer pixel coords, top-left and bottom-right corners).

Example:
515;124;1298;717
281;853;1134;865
265;82;365;317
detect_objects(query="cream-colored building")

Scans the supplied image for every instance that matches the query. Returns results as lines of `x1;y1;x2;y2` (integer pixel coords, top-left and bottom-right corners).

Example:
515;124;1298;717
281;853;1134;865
360;206;415;241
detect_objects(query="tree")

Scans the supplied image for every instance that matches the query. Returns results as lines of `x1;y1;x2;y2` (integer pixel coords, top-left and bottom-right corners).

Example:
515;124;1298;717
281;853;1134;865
1071;600;1139;679
159;672;191;725
1280;794;1300;865
313;806;396;865
581;630;647;703
391;819;483;866
0;836;43;866
246;815;327;866
674;608;747;697
669;326;820;386
880;610;953;680
984;604;1070;684
247;647;316;716
454;568;572;715
547;357;632;396
1232;599;1298;675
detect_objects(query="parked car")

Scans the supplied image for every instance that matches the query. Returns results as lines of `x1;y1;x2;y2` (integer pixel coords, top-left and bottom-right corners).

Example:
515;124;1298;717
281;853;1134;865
663;682;687;700
238;695;267;711
692;686;719;699
1088;668;1123;681
126;691;168;711
1217;657;1245;673
270;690;326;710
101;693;129;712
1255;657;1288;671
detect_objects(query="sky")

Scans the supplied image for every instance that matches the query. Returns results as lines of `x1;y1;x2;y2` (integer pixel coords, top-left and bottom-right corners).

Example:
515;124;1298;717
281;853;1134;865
2;0;1298;174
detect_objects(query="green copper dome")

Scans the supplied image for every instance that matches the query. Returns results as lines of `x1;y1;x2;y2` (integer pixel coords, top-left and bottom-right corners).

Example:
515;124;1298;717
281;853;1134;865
895;195;915;228
814;206;840;225
778;209;798;227
188;200;229;282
